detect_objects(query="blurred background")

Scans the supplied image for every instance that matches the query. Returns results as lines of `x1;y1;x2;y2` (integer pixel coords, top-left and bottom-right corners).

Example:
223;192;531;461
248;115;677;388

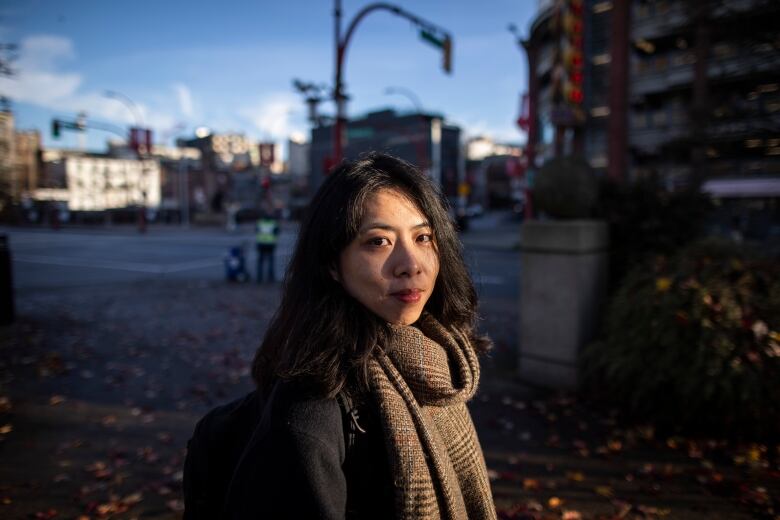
0;0;778;519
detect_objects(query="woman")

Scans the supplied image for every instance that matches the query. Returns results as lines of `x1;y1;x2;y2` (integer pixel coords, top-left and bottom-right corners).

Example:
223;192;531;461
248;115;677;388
186;153;496;519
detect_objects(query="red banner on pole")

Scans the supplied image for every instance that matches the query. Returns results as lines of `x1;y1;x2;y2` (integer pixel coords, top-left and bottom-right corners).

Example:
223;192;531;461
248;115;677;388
258;143;275;166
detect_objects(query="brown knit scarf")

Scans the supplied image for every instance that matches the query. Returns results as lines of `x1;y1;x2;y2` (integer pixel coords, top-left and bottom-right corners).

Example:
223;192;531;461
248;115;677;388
367;313;496;520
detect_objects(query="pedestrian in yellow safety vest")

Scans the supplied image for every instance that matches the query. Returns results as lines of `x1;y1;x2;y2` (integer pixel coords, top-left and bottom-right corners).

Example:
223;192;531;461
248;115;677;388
255;212;279;283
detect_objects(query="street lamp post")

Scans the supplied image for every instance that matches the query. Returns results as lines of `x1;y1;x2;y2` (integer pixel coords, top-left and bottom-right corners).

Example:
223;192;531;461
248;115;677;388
104;89;148;233
178;154;190;228
383;86;438;184
332;0;452;167
384;86;422;113
509;24;537;220
104;90;144;128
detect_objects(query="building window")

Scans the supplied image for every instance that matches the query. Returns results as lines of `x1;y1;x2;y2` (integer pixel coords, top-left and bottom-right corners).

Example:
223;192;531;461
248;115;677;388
651;108;668;127
590;155;608;169
654;55;668;72
670;105;688;125
712;42;736;60
671;51;694;67
632;111;649;129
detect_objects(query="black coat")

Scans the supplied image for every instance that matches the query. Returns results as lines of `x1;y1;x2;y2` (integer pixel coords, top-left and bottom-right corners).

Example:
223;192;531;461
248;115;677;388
183;379;395;519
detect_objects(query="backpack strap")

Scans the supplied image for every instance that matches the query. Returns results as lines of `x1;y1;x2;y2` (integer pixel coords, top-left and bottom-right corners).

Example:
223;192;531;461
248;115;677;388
337;391;366;455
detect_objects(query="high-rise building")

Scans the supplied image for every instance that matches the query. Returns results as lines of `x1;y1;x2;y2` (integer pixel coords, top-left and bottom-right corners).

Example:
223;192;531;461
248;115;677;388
0;109;15;199
13;130;42;195
40;150;161;211
287;138;310;180
180;132;254;173
523;0;780;197
309;109;462;199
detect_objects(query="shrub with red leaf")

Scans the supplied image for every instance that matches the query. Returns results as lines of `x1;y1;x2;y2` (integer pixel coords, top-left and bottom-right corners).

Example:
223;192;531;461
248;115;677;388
582;240;780;440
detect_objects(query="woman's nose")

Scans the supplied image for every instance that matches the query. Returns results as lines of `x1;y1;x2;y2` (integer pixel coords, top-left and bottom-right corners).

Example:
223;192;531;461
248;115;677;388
392;241;421;277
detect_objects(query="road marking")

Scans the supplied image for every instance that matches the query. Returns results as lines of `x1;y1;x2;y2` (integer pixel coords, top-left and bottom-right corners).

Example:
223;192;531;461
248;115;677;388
162;258;224;273
4;233;247;246
14;254;221;274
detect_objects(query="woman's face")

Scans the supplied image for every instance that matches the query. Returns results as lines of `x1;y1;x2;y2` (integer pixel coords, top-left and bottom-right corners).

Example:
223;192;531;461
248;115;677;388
336;188;439;326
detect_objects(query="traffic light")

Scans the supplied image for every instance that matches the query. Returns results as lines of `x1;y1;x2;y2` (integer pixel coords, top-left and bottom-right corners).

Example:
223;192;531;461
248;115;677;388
52;120;61;138
419;29;452;75
443;36;452;74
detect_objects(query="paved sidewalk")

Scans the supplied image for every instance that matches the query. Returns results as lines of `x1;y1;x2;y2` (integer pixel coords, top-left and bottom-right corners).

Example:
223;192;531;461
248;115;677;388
1;273;774;519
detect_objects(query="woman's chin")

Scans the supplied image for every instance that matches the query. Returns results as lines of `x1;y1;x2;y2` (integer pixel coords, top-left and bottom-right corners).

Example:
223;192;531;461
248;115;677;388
383;309;424;326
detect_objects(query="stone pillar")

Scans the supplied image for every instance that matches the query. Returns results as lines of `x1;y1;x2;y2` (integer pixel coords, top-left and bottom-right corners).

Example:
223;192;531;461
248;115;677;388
519;220;608;388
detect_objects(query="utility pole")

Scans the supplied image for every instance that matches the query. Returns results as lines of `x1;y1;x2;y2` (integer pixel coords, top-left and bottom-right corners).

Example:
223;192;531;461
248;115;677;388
384;86;434;179
104;90;149;233
331;1;452;168
510;23;538;220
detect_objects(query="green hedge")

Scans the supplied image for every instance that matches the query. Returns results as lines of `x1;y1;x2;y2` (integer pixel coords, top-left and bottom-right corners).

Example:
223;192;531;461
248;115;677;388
534;155;598;219
581;240;780;439
596;177;712;292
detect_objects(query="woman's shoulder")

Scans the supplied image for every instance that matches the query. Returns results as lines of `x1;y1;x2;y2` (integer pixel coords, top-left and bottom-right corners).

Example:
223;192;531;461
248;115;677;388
267;378;343;444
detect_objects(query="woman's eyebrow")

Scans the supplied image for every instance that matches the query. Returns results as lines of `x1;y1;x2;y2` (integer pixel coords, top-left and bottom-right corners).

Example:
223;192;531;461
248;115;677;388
359;221;431;233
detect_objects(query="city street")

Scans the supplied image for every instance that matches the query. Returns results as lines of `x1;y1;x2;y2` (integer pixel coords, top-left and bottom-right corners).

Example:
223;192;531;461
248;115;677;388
5;217;521;299
0;216;768;519
4;0;778;517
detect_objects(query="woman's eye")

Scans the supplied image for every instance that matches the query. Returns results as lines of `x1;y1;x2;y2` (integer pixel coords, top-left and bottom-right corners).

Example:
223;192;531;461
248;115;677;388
417;234;433;243
367;237;389;247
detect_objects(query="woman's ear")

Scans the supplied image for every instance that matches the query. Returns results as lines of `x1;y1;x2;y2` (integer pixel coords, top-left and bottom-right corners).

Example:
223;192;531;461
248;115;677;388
329;265;340;282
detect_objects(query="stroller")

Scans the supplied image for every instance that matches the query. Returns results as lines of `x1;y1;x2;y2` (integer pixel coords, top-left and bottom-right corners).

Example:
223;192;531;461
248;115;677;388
224;244;250;282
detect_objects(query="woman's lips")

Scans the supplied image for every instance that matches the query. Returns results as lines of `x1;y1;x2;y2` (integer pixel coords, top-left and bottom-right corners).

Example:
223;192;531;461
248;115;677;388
391;289;422;303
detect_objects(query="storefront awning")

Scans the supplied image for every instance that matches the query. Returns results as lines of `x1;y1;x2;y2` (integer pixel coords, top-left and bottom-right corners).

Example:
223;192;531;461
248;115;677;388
701;178;780;198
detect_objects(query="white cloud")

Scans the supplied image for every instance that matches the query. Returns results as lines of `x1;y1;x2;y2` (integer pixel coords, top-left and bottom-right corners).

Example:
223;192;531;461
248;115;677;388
238;92;305;141
173;83;194;118
17;35;75;69
0;34;176;134
0;35;81;105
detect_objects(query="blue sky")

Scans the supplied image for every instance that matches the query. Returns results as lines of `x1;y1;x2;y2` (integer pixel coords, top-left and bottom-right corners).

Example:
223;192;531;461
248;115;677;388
0;0;536;153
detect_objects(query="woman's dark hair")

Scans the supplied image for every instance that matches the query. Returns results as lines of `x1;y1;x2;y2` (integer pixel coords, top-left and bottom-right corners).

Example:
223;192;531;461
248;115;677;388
252;152;489;399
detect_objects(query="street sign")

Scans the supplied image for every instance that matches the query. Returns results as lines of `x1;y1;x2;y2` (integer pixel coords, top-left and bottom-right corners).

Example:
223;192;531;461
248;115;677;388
419;29;444;48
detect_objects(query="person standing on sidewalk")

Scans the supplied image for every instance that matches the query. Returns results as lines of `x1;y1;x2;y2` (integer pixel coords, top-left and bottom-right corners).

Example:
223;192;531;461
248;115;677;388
183;153;497;519
254;209;279;283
